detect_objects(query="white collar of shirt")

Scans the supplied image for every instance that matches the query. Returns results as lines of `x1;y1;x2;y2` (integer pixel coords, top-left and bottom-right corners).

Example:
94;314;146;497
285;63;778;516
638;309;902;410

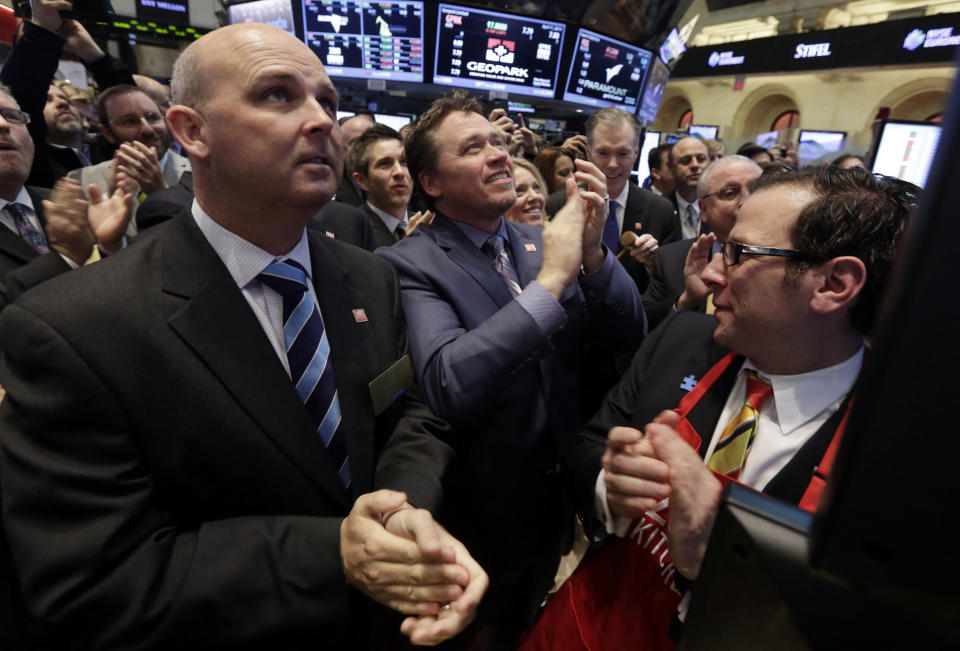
610;183;629;232
158;150;170;172
366;200;406;234
190;199;312;288
0;187;39;233
743;346;864;435
676;192;698;217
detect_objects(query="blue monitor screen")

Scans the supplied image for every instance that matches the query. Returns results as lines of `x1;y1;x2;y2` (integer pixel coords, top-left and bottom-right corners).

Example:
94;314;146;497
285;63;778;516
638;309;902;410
434;3;566;99
563;27;652;112
689;124;718;140
228;0;295;35
301;0;425;83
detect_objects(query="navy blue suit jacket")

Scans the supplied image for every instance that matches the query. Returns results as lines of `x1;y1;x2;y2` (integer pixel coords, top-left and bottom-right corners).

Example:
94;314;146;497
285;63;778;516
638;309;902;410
377;214;645;619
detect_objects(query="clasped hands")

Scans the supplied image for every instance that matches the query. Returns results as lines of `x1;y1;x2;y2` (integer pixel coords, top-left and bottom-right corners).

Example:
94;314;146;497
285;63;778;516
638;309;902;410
42;176;133;263
340;490;487;646
536;159;608;299
602;410;724;581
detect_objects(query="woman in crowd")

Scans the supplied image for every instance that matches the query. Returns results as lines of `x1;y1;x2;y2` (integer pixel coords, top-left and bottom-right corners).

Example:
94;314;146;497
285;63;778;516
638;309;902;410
505;158;548;227
534;146;578;195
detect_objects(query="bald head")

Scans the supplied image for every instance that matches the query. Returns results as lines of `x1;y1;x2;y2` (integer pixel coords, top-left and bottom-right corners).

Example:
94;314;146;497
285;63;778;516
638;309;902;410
172;23;310;111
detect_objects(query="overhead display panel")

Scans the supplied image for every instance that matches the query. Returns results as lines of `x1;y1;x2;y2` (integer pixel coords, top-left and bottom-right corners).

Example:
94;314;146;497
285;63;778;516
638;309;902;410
227;0;296;36
433;3;566;99
563;27;652;112
636;55;669;126
301;0;424;82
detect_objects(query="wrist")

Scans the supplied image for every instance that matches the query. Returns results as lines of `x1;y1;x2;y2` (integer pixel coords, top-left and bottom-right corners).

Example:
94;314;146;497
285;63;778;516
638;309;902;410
536;270;570;300
676;290;700;312
581;246;605;274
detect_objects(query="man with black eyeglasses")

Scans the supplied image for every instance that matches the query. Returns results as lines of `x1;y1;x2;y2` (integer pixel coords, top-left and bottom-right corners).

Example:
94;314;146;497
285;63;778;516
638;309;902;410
69;85;190;235
643;155;762;330
554;167;916;646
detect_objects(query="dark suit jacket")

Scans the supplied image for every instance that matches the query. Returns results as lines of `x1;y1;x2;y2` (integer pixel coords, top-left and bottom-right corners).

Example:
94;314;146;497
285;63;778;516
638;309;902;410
664;190;711;238
0;187;73;312
642;237;698;331
137;178;377;251
566;311;854;532
361;203;402;250
0;22;134;189
545;182;680;294
0;211;452;648
377;215;645;635
335;172;364;207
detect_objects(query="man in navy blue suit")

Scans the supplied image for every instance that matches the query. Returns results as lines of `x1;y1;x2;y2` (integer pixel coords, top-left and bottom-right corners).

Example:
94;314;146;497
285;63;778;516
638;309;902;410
377;91;646;647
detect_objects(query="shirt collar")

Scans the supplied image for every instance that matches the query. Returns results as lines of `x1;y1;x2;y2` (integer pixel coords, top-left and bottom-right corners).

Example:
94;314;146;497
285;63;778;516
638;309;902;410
191;199;312;290
743;345;864;435
366;201;406;233
2;187;35;212
451;216;509;251
612;182;629;207
158;150;170;171
676;192;698;215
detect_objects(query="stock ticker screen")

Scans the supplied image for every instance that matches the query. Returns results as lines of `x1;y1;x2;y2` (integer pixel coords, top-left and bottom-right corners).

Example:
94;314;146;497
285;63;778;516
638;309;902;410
433;3;566;99
301;0;424;82
564;28;652;112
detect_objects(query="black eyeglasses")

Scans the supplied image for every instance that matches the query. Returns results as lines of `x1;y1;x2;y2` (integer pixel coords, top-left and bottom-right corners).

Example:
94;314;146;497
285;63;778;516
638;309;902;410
0;108;30;126
701;184;745;202
722;240;818;266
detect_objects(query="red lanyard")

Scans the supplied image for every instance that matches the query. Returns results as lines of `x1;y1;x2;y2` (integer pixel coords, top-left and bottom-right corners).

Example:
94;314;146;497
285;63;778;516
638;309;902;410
669;352;850;513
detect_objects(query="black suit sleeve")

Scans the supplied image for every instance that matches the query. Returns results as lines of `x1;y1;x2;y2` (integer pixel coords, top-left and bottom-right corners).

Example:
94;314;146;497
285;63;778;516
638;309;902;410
0;252;71;313
0;304;356;648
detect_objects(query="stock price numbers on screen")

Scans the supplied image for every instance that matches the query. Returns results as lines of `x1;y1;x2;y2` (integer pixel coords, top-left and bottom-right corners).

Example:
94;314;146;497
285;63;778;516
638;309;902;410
301;0;424;82
434;3;565;99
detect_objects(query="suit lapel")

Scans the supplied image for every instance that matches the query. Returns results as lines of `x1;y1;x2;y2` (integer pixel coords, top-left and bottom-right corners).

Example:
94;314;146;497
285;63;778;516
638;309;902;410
162;213;351;510
504;220;541;288
433;214;514;308
308;234;378;498
0;188;52;262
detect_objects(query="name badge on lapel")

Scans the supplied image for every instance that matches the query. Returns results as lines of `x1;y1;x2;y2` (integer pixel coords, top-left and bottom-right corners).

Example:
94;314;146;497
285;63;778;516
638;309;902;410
369;354;414;416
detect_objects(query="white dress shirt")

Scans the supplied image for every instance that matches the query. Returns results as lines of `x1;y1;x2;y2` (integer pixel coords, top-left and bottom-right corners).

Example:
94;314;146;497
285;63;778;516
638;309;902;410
597;346;863;536
191;199;314;376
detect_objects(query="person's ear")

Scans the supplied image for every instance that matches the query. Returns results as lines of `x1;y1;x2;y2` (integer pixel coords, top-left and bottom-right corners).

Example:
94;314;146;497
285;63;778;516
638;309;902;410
165;105;209;160
810;256;867;316
352;172;370;193
419;170;442;200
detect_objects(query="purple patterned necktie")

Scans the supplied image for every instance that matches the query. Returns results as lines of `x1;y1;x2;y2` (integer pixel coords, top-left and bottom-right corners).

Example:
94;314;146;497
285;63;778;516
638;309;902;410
258;260;351;488
484;234;522;297
6;203;49;254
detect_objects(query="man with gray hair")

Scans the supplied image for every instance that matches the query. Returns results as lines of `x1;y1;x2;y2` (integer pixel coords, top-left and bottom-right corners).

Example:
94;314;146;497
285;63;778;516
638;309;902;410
0;23;485;648
546;107;679;293
643;154;763;329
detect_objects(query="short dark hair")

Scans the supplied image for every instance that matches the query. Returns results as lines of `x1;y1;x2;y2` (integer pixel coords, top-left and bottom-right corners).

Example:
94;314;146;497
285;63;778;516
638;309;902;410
95;85;154;128
735;144;772;164
750;167;918;335
648;144;671;173
346;123;402;177
404;90;486;210
832;153;865;168
584;107;640;147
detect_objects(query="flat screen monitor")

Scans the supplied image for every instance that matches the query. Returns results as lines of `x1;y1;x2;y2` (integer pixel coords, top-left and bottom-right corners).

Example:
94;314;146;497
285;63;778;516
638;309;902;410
375;113;412;131
336;110;355;121
433;3;566;99
659;26;686;66
563;27;652;112
636;55;669;127
137;0;189;26
508;101;536;114
870;119;942;188
635;129;661;180
797;129;846;164
301;0;424;83
754;129;779;148
227;0;295;35
689;124;718;140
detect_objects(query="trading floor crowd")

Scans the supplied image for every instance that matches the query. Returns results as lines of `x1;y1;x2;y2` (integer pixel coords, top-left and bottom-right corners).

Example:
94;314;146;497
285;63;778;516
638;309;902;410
0;2;919;649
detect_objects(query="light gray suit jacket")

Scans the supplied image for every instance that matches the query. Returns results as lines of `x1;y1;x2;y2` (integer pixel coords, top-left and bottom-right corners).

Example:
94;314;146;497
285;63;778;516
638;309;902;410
68;150;191;237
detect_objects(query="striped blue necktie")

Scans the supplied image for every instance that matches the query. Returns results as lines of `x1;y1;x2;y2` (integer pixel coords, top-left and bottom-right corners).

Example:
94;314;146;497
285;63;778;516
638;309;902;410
258;260;350;488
